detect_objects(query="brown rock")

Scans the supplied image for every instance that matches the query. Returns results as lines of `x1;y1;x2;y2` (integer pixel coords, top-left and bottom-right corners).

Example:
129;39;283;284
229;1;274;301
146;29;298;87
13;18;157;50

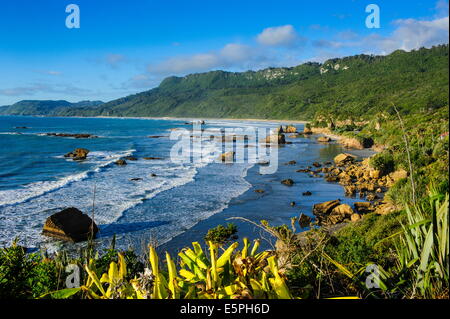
298;213;312;228
344;185;356;196
115;159;127;166
317;136;331;143
312;162;322;168
143;157;164;160
64;148;90;160
42;207;98;242
313;199;341;217
254;189;265;193
265;134;286;144
354;202;373;214
281;179;294;186
351;213;362;222
284;125;297;133
333;153;356;166
331;204;354;216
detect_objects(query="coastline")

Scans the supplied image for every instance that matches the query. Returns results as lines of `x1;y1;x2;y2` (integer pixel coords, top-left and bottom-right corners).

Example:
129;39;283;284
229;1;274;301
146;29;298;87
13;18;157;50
160;129;379;255
0;114;309;124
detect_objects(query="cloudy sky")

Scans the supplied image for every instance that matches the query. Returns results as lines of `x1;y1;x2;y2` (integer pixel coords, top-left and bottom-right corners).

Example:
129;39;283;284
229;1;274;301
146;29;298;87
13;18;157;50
0;0;448;105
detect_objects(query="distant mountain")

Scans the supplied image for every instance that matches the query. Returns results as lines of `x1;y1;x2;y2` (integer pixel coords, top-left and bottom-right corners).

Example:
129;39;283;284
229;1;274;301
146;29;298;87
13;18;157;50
0;100;104;116
1;44;448;120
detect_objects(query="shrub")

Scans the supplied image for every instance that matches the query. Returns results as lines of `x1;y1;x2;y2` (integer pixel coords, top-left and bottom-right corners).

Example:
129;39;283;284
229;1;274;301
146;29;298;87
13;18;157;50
370;152;395;175
204;223;238;245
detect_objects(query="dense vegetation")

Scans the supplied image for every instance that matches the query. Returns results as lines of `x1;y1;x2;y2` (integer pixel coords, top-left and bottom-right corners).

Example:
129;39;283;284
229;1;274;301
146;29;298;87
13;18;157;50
0;100;103;116
0;45;447;120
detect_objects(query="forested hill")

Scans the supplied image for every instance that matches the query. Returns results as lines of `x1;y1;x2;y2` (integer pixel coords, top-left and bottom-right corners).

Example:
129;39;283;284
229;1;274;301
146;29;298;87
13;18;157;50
0;100;104;116
2;45;448;120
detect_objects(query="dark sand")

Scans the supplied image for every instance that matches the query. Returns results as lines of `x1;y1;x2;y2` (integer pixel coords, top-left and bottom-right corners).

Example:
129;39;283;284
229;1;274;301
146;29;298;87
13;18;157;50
159;134;375;255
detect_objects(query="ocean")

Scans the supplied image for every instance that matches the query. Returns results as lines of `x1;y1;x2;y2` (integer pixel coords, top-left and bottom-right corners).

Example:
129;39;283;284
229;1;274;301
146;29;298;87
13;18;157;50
0;116;283;252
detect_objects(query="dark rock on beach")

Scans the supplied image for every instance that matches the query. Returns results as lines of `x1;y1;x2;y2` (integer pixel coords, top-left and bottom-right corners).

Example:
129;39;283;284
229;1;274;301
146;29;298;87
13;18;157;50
42;207;98;242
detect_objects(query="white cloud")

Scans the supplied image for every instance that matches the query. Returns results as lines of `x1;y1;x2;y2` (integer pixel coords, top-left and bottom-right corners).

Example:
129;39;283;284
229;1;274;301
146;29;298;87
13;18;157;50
311;15;449;55
377;16;449;52
147;42;267;75
256;25;300;47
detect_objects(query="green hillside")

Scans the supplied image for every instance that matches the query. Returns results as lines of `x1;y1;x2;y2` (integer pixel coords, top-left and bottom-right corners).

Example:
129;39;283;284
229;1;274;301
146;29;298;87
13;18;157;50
0;100;103;116
1;45;448;120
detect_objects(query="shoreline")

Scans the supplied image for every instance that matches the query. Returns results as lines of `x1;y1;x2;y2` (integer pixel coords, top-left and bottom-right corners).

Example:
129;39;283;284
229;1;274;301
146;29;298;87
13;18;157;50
0;114;309;124
160;129;380;254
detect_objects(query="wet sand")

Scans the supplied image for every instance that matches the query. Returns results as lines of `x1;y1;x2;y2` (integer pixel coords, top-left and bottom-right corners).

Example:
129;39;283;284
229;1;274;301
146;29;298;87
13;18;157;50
160;133;375;255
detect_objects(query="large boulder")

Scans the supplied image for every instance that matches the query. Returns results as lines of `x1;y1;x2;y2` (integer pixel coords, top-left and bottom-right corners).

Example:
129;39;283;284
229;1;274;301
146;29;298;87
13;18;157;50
265;134;286;144
317;136;331;143
42;207;98;242
284;125;297;133
313;199;341;217
333;153;355;166
64;148;90;160
354;202;374;214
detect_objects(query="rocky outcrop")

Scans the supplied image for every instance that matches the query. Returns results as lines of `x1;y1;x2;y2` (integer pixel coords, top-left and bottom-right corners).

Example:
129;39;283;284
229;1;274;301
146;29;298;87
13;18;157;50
333;153;355;166
298;213;312;228
284;125;297;133
124;156;137;161
265;134;286;144
317;136;331;143
64;148;90;160
143;157;164;160
313;200;357;226
42;207;98;242
339;137;374;149
313;199;341;216
303;126;312;135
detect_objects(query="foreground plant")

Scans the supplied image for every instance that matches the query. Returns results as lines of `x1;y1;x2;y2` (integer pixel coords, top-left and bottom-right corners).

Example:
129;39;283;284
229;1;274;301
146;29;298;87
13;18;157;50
48;238;293;299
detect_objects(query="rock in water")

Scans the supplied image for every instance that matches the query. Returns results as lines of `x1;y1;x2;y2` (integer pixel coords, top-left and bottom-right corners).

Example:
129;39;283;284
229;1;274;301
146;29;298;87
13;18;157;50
115;159;127;165
317;136;331;143
285;125;297;133
333;153;355;166
42;207;98;242
281;179;294;186
313;199;341;217
64;148;90;160
265;134;286;144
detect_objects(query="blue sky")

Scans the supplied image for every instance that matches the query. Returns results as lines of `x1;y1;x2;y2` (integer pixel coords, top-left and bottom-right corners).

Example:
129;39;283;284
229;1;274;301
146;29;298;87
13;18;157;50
0;0;448;105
